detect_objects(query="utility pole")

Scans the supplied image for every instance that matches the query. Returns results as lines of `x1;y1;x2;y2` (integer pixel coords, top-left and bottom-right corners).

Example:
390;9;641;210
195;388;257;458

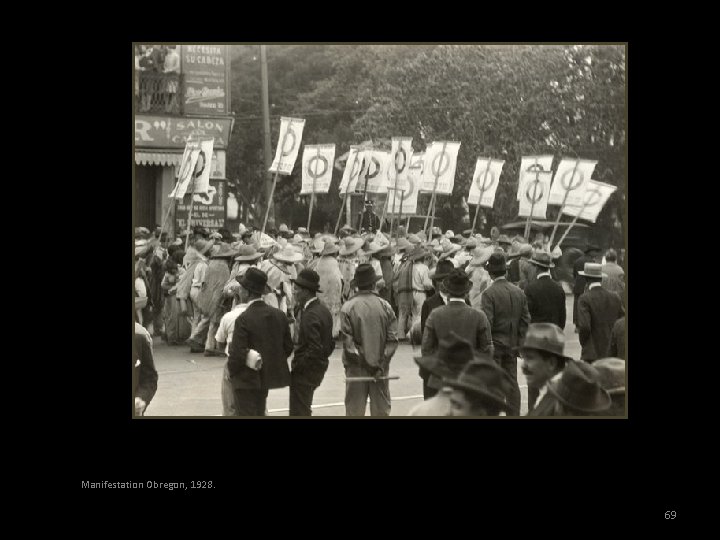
260;45;274;229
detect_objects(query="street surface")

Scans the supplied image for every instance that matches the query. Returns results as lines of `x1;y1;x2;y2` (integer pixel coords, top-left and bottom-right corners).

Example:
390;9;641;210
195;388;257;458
145;292;580;417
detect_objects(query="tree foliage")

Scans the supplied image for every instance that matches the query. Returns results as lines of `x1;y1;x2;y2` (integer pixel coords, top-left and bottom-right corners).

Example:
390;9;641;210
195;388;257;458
227;44;625;245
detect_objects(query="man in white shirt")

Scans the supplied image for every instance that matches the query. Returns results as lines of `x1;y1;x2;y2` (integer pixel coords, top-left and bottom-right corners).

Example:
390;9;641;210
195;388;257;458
216;286;249;416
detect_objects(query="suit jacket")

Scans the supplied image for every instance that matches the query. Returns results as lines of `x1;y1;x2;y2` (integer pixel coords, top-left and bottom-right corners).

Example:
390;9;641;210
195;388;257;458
133;324;158;416
292;298;334;388
507;258;521;284
573;255;594;295
608;316;626;359
421;293;445;336
526;393;559;416
481;278;530;353
422;301;493;358
525;275;567;330
228;300;294;390
577;286;624;361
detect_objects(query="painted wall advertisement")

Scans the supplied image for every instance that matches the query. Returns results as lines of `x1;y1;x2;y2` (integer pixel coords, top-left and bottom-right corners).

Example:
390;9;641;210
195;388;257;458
135;115;233;149
180;45;230;116
175;179;227;232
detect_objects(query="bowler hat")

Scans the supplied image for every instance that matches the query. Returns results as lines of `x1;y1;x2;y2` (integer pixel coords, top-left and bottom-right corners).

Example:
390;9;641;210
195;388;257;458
415;332;478;380
485;252;507;274
584;243;601;254
593;357;626;395
429;259;455;281
353;263;381;289
528;251;555;269
546;360;612;413
519;323;571;359
443;268;472;297
237;267;272;295
234;245;263;262
291;268;322;293
443;359;513;413
578;263;606;279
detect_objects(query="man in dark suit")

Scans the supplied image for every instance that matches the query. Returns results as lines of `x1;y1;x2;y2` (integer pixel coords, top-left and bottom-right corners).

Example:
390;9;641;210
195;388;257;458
289;269;334;416
419;260;455;399
576;263;624;362
572;243;601;330
422;269;493;396
133;321;158;417
481;253;530;416
525;251;566;329
228;268;294;416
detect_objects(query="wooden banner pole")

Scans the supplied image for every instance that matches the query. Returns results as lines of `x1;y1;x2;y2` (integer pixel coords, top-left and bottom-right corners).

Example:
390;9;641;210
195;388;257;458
307;146;320;232
184;176;196;252
262;119;294;237
471;159;492;234
427;142;448;240
335;149;362;236
397;189;404;240
548;159;581;248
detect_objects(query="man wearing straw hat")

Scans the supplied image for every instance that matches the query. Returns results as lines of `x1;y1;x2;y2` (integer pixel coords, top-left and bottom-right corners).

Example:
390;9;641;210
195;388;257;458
198;243;236;356
576;262;624;362
480;252;530;416
340;263;398;416
314;240;343;339
260;245;303;317
395;245;432;341
572;242;602;331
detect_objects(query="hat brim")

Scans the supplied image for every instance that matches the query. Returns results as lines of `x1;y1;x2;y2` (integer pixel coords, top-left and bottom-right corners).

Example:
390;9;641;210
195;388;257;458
339;244;362;256
430;271;451;282
443;379;511;412
238;278;272;295
442;282;472;297
414;355;464;380
234;253;263;261
578;271;606;278
291;278;322;293
529;260;555;269
273;253;304;263
546;380;613;413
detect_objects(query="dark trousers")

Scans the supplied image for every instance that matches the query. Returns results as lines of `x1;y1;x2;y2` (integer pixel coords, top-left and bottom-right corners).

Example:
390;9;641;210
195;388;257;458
420;368;439;400
572;293;580;326
527;385;540;412
494;351;521;416
233;388;269;416
290;377;317;417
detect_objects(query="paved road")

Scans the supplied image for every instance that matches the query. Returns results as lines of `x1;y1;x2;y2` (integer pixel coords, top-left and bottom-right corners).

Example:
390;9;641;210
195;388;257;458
145;294;580;417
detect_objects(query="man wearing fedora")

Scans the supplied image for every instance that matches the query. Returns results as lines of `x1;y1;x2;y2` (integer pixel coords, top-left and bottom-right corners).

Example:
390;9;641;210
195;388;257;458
444;358;514;416
572;243;602;330
422;269;493;395
340;263;398;416
592;357;626;416
577;263;624;363
289;269;334;416
409;333;481;416
418;260;458;399
528;360;612;416
519;323;572;414
524;252;566;331
228;268;294;416
480;252;530;416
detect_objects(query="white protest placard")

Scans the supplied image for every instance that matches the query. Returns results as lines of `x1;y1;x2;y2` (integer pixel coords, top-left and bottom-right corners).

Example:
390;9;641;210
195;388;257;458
169;140;200;199
561;179;617;223
360;151;391;194
192;138;215;195
420;141;461;195
468;158;505;208
338;147;368;197
388;151;422;216
269;117;306;175
517;155;554;201
389;137;414;185
518;169;553;219
548;158;597;207
300;144;336;195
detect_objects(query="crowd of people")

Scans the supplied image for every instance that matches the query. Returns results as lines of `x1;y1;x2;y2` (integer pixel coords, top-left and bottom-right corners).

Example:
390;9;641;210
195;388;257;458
133;216;626;417
134;45;181;113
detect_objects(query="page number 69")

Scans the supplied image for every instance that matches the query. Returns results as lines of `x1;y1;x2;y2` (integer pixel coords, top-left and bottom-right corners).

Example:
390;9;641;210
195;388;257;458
665;511;676;519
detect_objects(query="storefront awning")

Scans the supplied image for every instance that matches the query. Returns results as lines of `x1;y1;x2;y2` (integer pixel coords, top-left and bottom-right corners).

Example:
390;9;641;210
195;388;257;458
135;151;183;167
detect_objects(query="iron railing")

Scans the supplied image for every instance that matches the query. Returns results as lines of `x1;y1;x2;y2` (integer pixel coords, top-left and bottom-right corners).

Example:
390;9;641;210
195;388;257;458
136;72;184;114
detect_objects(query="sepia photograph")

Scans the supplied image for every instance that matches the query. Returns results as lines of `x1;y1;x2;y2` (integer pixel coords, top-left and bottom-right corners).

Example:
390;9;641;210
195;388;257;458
132;43;627;418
